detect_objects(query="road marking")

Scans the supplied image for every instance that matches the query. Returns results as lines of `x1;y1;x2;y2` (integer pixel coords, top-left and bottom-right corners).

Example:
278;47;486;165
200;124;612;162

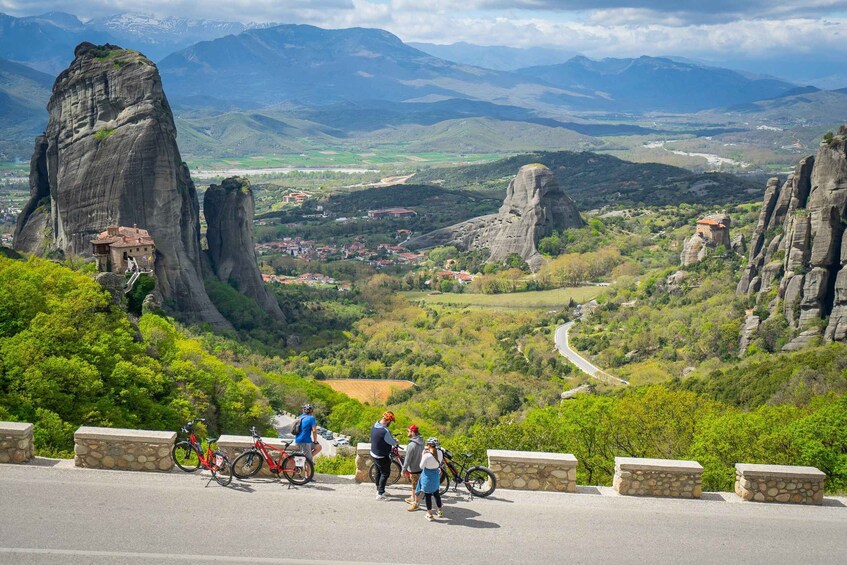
0;548;397;564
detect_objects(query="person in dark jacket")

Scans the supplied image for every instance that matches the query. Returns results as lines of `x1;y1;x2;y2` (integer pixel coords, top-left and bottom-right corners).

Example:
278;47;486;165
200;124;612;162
370;411;399;500
401;424;424;511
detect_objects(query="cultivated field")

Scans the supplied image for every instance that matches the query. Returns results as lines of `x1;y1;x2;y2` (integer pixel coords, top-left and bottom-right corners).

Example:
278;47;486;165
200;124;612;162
401;287;602;311
323;379;415;404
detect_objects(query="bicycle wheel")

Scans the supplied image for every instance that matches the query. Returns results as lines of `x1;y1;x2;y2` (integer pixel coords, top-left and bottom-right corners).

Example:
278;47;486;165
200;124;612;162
172;441;201;472
281;454;314;485
210;452;233;487
368;460;402;485
438;468;450;495
232;450;264;479
464;466;497;497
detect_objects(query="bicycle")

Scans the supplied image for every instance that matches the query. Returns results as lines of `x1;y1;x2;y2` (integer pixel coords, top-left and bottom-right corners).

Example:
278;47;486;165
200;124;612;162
171;418;233;487
438;448;496;498
368;445;404;486
231;426;314;485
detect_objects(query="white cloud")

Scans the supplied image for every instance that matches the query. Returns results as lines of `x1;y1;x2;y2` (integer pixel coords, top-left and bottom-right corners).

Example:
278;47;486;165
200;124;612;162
2;0;846;62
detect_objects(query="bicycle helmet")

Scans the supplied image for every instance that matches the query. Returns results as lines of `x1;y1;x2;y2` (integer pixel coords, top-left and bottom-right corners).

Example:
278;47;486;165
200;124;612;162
407;424;419;434
425;436;440;447
382;411;395;423
302;403;313;413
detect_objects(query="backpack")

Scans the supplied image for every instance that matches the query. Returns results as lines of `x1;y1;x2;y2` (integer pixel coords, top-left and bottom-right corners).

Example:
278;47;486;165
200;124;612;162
291;415;303;436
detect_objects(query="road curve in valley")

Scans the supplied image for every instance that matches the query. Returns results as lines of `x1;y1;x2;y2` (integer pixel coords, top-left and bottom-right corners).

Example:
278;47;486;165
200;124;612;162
555;321;629;386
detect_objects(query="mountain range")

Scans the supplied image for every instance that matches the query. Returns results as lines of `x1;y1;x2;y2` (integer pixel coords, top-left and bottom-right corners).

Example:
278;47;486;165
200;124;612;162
1;11;845;166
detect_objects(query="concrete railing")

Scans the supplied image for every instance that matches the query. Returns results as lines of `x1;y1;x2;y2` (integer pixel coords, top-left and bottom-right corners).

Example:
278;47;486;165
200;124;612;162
735;463;826;505
74;427;176;472
487;450;577;493
613;457;703;498
0;421;34;464
355;442;410;484
217;435;303;478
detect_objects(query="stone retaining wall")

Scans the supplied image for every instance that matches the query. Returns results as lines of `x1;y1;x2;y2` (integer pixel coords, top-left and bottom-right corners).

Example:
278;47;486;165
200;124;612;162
74;427;176;472
614;457;703;498
735;463;825;505
487;450;577;492
217;435;305;478
0;421;34;464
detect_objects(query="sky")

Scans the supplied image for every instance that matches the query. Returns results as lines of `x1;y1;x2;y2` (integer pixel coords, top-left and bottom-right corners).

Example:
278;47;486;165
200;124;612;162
2;0;846;65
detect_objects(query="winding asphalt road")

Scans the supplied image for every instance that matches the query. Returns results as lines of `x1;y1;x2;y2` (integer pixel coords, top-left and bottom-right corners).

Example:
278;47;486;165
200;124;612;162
555;321;629;385
1;462;846;564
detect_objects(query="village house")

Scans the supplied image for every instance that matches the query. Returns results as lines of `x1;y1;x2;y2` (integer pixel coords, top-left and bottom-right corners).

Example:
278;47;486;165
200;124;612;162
91;225;155;273
282;191;310;204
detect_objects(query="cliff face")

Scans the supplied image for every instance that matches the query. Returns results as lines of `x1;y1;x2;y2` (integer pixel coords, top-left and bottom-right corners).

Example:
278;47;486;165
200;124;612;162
204;177;284;321
738;125;847;349
407;164;583;271
13;43;230;328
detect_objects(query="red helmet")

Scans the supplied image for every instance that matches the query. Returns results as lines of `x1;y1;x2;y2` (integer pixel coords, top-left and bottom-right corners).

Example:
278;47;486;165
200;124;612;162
407;424;419;434
382;411;396;423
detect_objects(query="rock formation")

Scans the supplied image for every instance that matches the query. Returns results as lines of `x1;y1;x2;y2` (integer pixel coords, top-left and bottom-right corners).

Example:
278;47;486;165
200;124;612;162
680;213;731;266
407;164;583;271
737;125;847;350
13;43;265;329
204;177;284;321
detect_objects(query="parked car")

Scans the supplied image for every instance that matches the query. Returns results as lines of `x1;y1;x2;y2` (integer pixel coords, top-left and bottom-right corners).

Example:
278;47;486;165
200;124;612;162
335;437;350;446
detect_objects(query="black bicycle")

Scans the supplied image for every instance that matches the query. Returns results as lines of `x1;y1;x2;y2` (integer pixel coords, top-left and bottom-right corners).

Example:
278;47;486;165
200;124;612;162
438;449;496;498
368;445;404;485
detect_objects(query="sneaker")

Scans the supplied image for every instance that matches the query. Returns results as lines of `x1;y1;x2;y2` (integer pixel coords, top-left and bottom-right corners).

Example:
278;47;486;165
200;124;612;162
407;503;419;512
404;497;414;504
426;514;435;522
437;510;443;517
375;493;386;500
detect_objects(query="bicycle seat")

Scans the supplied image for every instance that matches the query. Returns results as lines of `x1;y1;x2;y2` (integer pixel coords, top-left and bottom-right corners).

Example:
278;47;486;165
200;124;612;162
461;453;473;458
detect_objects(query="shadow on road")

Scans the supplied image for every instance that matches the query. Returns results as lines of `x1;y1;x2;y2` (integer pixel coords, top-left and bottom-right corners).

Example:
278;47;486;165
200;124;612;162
226;481;256;493
438;506;500;529
822;498;846;508
575;486;602;495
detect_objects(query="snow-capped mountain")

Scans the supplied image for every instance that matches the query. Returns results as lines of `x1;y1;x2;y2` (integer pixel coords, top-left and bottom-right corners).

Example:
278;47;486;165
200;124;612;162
86;13;256;59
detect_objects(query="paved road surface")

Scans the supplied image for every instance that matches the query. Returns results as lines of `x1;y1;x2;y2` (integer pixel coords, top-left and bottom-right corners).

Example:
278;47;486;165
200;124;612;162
1;462;846;564
273;414;336;458
555;322;629;385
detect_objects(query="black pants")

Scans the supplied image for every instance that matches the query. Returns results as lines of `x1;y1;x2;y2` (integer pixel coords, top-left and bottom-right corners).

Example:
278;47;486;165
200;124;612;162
424;491;442;511
372;456;391;495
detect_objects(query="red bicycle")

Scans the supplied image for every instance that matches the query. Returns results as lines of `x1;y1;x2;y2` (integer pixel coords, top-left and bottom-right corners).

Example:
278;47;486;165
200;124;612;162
231;426;314;485
171;418;233;486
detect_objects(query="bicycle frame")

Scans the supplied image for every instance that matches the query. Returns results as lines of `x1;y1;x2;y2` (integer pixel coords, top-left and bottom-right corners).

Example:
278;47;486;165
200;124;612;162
247;433;307;474
187;431;222;471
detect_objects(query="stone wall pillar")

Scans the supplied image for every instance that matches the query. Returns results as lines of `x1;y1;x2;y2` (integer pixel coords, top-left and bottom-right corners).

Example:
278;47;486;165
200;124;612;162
613;457;703;498
74;427;176;472
487;450;577;492
0;422;34;464
735;463;825;505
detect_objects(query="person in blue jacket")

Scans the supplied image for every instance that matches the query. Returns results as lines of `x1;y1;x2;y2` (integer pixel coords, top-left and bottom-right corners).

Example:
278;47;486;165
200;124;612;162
418;437;444;521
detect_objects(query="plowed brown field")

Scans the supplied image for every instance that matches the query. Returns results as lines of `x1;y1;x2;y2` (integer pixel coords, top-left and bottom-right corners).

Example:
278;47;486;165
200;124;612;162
323;379;414;403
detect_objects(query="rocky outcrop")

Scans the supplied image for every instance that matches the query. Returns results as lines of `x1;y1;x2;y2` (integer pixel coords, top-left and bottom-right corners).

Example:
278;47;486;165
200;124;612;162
407;164;583;271
680;235;707;266
738;125;847;351
12;43;238;328
204;177;284;321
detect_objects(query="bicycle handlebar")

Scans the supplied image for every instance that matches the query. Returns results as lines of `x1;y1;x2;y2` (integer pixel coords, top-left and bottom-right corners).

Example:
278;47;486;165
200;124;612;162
180;418;206;433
